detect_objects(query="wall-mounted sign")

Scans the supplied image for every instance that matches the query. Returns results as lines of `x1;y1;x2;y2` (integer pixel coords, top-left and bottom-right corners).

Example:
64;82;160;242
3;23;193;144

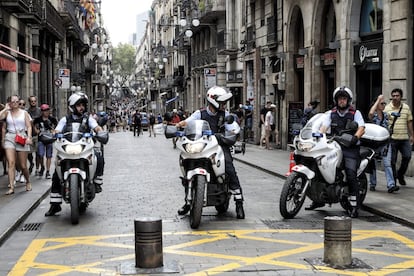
353;41;382;66
204;68;216;88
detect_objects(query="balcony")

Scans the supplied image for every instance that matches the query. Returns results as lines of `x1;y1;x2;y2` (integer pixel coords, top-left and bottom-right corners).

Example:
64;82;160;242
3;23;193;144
59;0;84;42
0;0;31;14
198;0;226;22
42;0;65;40
17;0;42;24
192;47;217;67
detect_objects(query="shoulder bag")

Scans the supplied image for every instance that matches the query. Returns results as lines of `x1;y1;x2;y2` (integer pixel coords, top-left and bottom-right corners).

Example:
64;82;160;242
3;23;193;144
10;112;27;146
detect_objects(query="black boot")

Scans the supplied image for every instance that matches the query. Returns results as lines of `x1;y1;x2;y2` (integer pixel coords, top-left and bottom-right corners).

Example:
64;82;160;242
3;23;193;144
348;207;359;218
305;201;325;210
177;203;190;215
45;204;62;216
235;201;245;219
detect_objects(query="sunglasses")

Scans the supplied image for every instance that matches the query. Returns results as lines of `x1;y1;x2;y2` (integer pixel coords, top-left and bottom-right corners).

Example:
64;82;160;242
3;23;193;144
19;103;26;106
380;102;386;105
391;94;401;98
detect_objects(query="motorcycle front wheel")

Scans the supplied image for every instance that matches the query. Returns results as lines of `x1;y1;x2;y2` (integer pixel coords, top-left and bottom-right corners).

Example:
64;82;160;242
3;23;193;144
190;175;205;229
279;172;307;219
69;174;80;225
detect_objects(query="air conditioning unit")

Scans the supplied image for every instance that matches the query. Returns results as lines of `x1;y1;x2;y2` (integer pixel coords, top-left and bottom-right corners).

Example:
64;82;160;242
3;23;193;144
271;73;279;85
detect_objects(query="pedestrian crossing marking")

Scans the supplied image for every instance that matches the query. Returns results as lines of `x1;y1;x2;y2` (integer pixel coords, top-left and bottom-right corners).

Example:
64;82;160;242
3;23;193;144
8;230;414;275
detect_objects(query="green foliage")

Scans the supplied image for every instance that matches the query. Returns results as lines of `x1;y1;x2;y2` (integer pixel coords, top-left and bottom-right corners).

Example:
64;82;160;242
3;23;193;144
112;43;136;87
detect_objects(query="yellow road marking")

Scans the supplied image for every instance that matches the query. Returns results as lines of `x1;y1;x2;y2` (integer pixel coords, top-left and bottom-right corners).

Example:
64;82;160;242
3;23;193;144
8;229;414;276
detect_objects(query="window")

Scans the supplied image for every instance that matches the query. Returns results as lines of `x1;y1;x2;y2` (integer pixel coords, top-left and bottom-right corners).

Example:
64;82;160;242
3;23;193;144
360;0;383;35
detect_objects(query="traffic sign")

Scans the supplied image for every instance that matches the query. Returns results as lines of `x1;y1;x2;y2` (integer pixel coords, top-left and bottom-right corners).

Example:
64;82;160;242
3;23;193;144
54;78;62;87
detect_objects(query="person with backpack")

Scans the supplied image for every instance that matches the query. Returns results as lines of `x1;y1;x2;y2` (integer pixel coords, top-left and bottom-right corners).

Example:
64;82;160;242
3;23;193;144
148;111;156;137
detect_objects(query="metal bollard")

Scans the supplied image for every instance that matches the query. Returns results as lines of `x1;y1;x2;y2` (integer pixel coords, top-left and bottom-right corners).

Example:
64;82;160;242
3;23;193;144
134;217;163;268
323;216;352;266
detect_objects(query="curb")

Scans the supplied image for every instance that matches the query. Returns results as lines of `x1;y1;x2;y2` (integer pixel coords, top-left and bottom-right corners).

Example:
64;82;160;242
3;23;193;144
0;187;50;247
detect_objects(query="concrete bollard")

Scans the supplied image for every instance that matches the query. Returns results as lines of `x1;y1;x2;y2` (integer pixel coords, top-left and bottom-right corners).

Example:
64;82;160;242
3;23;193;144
134;217;163;268
323;216;352;266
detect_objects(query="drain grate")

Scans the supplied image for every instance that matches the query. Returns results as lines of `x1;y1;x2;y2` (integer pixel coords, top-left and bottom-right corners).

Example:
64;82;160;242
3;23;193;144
20;223;42;231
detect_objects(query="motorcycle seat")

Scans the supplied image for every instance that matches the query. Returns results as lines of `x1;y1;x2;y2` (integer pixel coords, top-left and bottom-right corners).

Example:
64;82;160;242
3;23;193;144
360;146;374;159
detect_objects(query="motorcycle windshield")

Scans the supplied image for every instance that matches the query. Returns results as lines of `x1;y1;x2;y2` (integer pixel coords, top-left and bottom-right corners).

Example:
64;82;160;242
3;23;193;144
300;113;327;139
184;120;211;140
63;123;84;142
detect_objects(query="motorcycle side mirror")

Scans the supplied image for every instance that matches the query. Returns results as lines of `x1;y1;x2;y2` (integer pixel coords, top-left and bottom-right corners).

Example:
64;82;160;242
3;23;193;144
391;112;401;117
95;131;109;144
165;125;178;139
225;115;235;124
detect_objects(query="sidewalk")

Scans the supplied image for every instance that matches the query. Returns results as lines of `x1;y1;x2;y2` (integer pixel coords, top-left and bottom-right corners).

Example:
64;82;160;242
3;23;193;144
1;143;414;246
234;143;414;228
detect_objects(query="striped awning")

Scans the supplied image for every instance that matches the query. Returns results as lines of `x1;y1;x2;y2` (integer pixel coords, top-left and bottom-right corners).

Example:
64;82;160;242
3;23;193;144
0;50;16;72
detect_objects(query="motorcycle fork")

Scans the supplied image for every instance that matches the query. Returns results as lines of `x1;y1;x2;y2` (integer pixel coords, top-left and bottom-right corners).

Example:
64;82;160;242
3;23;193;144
300;178;311;199
186;176;208;206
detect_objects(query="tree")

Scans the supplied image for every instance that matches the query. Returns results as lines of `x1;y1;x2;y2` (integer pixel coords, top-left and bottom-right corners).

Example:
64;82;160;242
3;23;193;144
111;43;136;93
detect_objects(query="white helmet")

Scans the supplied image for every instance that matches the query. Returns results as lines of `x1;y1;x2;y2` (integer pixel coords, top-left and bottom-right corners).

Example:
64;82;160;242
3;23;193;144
333;86;353;106
206;86;232;109
68;92;88;115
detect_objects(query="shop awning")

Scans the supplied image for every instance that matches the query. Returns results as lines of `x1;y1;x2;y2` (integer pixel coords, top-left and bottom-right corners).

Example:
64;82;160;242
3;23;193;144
165;96;179;105
0;43;40;72
0;50;17;72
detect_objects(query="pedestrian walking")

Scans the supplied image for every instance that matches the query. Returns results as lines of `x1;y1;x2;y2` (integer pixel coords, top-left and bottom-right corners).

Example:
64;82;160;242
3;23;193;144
384;88;414;186
367;95;398;193
33;104;58;179
133;110;141;137
0;95;33;195
264;104;278;149
260;101;271;148
148;111;156;137
26;95;41;175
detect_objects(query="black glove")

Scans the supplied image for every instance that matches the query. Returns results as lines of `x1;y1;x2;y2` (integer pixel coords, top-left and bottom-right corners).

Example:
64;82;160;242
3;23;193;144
214;133;224;145
351;135;359;146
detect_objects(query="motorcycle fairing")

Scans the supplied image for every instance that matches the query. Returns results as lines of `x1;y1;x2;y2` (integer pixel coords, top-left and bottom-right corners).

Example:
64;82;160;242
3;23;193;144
291;164;315;179
63;168;87;181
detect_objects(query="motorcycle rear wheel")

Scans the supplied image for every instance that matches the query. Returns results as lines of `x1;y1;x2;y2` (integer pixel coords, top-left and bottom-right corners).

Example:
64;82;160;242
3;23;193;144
279;172;307;219
190;175;205;229
70;174;80;225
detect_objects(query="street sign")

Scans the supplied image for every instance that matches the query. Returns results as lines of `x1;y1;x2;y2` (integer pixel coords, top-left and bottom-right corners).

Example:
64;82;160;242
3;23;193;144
204;68;216;88
58;68;70;89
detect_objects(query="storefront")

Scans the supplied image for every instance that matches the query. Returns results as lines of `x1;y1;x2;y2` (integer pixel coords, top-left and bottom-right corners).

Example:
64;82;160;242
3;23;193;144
353;40;382;119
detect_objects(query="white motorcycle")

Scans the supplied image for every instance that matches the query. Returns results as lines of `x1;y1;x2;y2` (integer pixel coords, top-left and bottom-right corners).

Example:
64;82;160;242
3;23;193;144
165;119;237;229
279;113;389;219
40;125;108;224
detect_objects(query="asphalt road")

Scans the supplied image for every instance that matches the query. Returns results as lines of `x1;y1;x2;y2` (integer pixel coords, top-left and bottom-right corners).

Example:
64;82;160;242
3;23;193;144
1;130;414;275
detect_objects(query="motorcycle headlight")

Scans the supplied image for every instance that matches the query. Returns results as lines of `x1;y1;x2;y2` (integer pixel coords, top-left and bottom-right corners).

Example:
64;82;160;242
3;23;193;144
297;141;315;152
184;142;206;153
64;144;83;155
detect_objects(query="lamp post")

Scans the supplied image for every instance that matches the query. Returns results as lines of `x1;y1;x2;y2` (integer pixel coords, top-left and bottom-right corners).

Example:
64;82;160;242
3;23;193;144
179;0;200;38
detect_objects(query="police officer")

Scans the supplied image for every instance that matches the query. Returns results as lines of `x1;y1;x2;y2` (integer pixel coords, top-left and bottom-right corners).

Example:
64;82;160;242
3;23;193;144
175;86;245;219
317;86;365;218
45;92;106;216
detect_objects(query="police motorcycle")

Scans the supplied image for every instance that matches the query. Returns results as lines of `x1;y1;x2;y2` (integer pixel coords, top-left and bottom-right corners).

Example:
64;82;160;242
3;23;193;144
40;123;108;224
165;116;238;229
279;112;389;219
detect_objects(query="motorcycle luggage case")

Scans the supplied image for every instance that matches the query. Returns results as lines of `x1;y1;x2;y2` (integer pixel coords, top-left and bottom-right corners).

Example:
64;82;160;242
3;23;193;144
360;123;389;148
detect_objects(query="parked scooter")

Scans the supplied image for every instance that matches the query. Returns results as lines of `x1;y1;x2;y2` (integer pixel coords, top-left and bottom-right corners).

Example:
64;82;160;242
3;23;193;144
40;126;108;224
165;118;237;229
279;113;389;219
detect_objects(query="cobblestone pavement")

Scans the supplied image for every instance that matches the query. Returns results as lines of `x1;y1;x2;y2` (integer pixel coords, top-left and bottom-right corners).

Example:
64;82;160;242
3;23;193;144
1;130;414;275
